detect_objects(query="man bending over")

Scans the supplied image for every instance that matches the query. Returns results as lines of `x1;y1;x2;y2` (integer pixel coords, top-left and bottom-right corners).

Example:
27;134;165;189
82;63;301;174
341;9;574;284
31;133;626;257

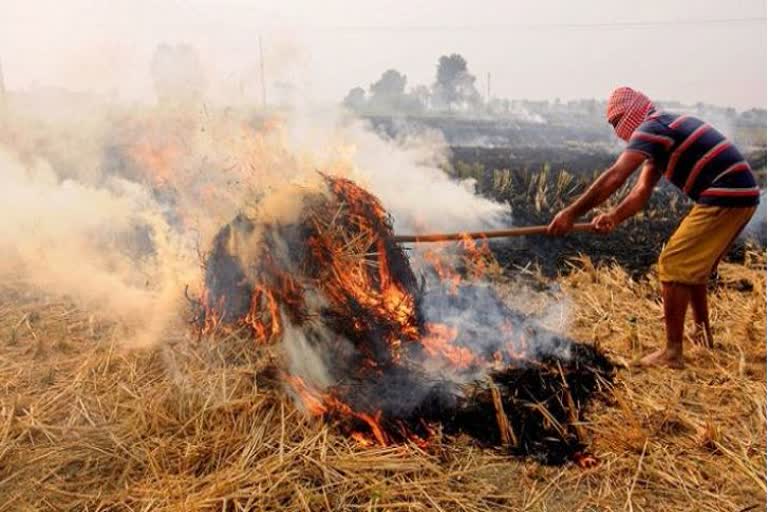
547;87;759;369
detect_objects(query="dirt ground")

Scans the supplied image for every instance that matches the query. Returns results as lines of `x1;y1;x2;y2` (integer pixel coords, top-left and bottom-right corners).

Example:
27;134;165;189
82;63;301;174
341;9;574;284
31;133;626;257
0;253;764;511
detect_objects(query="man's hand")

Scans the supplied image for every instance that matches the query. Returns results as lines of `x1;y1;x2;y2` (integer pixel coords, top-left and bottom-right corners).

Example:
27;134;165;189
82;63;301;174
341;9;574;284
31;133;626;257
549;151;646;230
547;209;576;236
591;212;618;234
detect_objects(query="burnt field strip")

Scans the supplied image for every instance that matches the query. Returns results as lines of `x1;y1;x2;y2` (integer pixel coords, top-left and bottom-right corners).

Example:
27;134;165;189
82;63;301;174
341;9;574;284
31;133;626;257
445;145;766;276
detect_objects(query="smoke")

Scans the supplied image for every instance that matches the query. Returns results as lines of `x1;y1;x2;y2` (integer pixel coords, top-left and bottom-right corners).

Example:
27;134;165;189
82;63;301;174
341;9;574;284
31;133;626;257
0;38;540;376
0;146;195;348
282;320;335;392
414;251;574;381
0;79;251;348
0;85;509;352
277;106;508;233
0;42;575;429
151;44;207;107
742;190;767;244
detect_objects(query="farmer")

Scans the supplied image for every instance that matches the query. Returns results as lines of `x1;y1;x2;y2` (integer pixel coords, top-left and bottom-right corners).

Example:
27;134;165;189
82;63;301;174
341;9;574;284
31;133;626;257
547;86;759;369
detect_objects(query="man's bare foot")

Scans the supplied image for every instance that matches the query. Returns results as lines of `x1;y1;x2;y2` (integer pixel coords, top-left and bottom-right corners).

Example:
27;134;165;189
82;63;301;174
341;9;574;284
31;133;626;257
636;349;684;369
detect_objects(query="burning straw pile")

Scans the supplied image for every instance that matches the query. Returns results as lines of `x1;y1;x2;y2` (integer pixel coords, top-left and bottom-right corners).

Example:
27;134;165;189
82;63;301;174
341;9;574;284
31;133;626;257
195;174;613;464
0;205;763;510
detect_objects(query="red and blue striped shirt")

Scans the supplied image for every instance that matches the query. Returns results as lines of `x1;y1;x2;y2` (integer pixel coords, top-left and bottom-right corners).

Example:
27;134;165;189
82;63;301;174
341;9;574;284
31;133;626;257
625;112;760;207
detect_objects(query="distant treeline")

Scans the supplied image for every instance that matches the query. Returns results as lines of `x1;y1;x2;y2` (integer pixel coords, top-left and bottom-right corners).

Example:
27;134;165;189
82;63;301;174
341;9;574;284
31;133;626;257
344;53;766;148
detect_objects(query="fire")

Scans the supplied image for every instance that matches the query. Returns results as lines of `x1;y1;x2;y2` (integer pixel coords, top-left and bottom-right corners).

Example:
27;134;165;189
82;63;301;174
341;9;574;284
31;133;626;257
315;237;419;345
285;374;328;416
286;374;390;446
421;249;461;294
422;323;477;369
198;174;614;464
200;174;481;444
200;293;224;335
459;233;502;279
128;141;181;188
243;285;281;343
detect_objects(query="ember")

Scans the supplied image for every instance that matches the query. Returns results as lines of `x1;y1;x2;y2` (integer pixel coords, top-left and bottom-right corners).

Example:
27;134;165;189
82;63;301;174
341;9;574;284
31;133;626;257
196;174;614;465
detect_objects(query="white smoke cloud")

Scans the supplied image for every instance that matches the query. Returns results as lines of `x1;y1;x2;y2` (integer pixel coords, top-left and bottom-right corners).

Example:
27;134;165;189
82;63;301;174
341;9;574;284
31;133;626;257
277;106;509;233
742;190;766;242
0;94;510;352
0;39;526;362
0;146;196;347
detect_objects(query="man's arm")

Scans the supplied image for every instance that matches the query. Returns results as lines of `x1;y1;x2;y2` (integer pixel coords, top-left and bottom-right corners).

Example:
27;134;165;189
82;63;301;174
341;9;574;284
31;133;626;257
592;161;661;233
547;150;647;235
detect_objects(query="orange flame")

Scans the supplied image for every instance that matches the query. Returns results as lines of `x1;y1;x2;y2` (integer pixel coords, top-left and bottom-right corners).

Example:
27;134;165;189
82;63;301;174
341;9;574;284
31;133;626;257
243;285;281;343
129;141;181;188
422;249;462;294
422;323;477;369
286;375;389;446
200;176;530;448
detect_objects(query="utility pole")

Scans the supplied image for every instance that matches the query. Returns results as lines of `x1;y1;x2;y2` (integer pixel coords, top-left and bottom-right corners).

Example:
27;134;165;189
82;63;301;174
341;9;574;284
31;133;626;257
486;72;491;104
258;35;266;109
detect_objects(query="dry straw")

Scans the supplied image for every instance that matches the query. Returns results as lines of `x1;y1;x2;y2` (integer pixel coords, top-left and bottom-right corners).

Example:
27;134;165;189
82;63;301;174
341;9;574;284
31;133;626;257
0;252;764;511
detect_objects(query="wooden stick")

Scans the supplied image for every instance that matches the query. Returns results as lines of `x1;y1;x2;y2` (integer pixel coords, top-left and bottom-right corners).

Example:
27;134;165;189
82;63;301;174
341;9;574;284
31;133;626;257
488;378;517;449
393;223;593;243
557;362;587;443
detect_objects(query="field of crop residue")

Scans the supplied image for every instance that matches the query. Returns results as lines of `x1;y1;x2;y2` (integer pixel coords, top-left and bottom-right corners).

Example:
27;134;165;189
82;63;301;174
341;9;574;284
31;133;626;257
0;251;763;512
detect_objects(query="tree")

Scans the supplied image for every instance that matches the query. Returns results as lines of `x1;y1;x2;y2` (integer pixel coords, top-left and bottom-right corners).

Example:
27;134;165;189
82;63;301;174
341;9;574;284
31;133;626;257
432;54;481;113
408;85;432;112
342;87;367;111
368;69;409;112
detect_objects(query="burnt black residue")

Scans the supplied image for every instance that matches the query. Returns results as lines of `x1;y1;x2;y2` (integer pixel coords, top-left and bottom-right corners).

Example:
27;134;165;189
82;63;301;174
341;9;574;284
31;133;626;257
328;283;614;466
203;214;256;322
327;343;613;465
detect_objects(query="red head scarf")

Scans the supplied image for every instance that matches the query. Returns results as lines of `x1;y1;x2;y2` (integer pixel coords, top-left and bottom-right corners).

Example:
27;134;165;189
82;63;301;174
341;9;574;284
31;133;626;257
606;87;655;141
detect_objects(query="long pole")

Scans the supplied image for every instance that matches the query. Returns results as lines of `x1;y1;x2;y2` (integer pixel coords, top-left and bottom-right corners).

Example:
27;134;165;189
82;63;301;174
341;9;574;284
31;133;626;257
393;223;593;243
258;35;266;109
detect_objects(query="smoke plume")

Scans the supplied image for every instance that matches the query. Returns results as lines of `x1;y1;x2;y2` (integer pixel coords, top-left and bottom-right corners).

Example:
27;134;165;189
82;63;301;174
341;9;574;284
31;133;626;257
0;52;509;349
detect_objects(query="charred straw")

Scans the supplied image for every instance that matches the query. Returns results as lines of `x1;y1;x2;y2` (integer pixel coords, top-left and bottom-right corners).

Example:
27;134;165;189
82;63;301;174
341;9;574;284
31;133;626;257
197;173;614;464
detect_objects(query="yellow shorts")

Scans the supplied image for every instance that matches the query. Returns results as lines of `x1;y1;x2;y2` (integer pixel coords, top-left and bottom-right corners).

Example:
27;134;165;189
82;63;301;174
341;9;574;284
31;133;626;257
658;204;756;285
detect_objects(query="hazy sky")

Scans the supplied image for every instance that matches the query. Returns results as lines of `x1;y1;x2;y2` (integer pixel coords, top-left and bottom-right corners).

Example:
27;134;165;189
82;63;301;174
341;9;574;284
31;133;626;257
1;0;766;109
